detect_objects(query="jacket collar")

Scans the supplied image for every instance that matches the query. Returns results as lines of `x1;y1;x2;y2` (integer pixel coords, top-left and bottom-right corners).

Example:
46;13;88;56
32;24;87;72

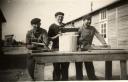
55;21;64;26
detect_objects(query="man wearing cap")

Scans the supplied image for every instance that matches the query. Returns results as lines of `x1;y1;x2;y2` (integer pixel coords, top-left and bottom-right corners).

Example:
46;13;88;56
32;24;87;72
26;18;49;80
75;16;108;80
48;12;69;81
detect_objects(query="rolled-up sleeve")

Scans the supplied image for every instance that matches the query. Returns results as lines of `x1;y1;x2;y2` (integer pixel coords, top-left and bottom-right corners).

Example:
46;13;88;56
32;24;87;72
42;30;49;46
26;31;31;45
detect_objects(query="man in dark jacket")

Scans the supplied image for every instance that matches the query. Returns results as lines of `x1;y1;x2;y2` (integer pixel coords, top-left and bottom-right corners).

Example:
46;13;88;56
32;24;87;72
26;18;49;80
48;12;69;81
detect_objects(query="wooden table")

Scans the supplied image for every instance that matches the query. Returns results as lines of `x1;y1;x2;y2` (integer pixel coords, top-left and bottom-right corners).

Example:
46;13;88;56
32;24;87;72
31;49;128;80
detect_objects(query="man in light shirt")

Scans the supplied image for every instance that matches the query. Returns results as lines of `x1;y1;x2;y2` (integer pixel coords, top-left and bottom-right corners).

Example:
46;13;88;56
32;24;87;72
76;16;108;80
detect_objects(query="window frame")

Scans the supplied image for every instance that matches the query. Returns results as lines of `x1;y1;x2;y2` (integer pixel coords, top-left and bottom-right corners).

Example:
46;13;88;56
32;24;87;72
99;9;108;43
99;21;108;43
99;9;108;21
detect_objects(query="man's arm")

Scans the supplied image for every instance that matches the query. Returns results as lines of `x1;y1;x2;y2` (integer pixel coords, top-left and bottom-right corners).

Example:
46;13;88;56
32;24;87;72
51;34;62;40
48;24;62;40
42;30;49;46
26;31;37;50
95;31;107;46
77;27;82;50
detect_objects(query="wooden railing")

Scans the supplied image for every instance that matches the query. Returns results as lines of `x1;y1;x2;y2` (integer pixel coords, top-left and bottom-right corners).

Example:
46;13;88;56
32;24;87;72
30;49;128;81
3;48;128;81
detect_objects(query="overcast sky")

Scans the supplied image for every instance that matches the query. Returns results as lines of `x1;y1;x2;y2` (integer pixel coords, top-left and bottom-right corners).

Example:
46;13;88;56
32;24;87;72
1;0;117;42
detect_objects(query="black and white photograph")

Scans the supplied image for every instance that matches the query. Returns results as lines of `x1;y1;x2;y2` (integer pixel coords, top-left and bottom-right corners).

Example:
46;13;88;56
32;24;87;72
0;0;128;81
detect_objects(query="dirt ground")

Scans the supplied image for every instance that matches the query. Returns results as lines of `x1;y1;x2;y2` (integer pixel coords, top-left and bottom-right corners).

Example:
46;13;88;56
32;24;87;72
44;62;128;80
0;62;128;81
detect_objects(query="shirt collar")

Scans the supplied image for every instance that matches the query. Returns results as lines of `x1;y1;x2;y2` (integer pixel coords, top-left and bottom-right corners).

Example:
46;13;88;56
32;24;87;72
32;28;41;34
83;25;91;29
55;21;64;26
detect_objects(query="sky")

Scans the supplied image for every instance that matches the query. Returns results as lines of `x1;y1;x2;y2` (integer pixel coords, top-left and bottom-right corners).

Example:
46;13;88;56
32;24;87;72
1;0;117;42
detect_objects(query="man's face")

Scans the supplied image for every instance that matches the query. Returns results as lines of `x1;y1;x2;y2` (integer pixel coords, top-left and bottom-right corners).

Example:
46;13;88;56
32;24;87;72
55;15;64;24
32;22;41;31
83;19;91;27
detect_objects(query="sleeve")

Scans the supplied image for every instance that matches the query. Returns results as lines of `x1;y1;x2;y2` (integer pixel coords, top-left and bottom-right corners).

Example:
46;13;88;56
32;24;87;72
26;31;31;45
78;27;81;36
26;31;35;50
48;24;54;37
94;26;107;44
77;27;82;45
42;30;49;46
93;26;99;34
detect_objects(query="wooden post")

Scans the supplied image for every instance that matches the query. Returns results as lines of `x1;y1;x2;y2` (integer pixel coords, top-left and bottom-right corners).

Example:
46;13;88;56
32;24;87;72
120;60;127;80
0;10;6;54
34;63;45;81
0;23;2;55
105;61;112;80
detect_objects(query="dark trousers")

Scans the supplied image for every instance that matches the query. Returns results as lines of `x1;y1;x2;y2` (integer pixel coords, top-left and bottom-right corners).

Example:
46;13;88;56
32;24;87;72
53;62;69;81
75;62;97;80
28;56;35;80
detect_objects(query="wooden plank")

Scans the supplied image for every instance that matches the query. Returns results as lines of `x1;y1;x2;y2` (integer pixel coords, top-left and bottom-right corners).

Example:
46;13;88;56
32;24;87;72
118;34;128;37
118;41;128;44
118;4;128;10
118;8;128;17
118;16;128;30
118;38;128;41
118;17;128;23
108;17;117;39
92;14;99;24
105;61;112;80
118;46;128;49
118;40;128;48
34;63;45;81
3;47;29;55
108;8;116;20
120;60;127;80
118;26;128;30
3;49;128;55
33;54;128;63
0;23;2;55
31;50;128;56
108;39;118;48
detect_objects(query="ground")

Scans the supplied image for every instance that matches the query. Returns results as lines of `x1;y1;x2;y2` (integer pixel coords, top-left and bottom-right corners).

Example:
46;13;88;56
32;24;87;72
0;62;127;81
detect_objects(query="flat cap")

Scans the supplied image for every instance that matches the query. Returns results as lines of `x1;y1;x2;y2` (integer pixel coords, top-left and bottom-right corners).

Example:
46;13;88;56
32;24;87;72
31;18;41;24
55;12;64;17
83;15;92;21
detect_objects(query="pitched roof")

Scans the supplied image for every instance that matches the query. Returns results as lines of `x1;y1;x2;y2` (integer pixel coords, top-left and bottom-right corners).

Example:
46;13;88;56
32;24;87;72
65;0;127;25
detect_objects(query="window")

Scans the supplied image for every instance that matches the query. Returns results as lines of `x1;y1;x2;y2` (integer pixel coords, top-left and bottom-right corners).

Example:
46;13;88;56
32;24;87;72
100;22;107;38
100;10;107;20
99;9;108;42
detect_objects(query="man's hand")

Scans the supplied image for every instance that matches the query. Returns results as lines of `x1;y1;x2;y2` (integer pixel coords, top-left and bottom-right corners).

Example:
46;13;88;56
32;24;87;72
32;42;45;46
57;33;62;37
103;43;109;48
51;33;63;40
78;48;81;51
27;44;38;50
